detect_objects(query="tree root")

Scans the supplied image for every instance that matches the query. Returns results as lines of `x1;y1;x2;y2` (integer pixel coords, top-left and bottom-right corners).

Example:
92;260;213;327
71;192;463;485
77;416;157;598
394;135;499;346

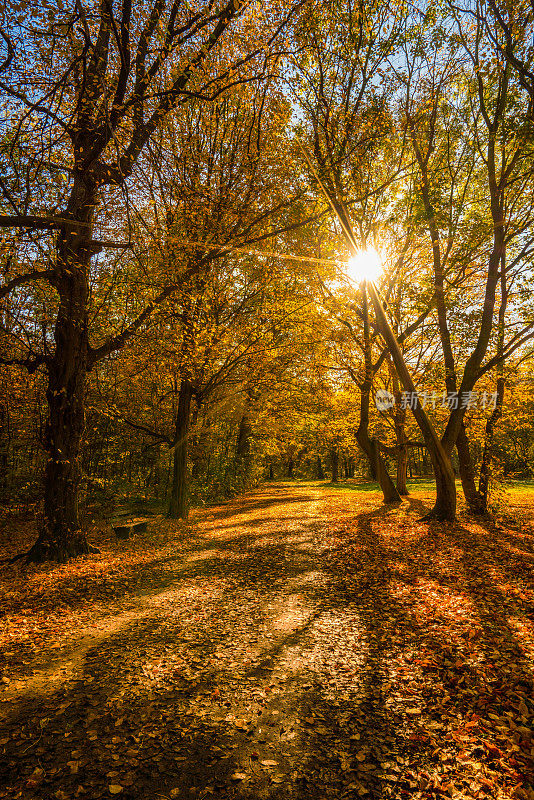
420;509;456;522
2;537;100;566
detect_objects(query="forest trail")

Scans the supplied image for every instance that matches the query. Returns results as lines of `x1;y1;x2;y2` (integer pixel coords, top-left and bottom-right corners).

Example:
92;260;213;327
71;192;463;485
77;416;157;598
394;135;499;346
1;482;534;800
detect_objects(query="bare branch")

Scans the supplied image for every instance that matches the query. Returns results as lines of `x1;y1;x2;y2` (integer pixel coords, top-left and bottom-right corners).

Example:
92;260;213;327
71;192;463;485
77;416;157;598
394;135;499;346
0;29;14;75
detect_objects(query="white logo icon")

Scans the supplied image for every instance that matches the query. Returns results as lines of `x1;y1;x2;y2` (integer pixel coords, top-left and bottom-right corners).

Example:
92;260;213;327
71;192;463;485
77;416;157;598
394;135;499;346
375;389;395;411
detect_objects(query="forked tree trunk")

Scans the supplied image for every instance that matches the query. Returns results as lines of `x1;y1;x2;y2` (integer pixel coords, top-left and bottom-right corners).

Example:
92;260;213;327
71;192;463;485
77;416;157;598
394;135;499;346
356;425;400;502
405;112;506;519
355;388;400;502
168;379;194;520
368;282;456;520
356;286;401;503
301;141;457;519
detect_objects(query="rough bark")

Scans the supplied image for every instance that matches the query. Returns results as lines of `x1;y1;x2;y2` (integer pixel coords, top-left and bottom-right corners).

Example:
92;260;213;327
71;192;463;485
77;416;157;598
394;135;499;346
330;447;339;483
168;379;194;520
27;184;98;562
236;411;252;460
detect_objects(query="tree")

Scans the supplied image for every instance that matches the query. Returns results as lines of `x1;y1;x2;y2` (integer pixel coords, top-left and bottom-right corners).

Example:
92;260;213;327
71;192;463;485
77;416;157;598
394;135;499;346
400;7;534;512
0;0;301;560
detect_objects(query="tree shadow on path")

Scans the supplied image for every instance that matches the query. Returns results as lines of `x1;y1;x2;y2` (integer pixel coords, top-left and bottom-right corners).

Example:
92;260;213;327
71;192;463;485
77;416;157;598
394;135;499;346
0;486;532;800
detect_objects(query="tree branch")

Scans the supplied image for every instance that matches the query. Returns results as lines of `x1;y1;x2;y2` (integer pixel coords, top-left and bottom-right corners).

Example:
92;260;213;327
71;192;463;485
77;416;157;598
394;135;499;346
0;215;61;230
88;262;203;366
0;270;56;299
0;354;49;373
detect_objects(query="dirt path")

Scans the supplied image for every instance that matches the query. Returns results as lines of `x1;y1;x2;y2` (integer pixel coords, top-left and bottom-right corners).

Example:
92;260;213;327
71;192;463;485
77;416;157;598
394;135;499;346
1;483;533;800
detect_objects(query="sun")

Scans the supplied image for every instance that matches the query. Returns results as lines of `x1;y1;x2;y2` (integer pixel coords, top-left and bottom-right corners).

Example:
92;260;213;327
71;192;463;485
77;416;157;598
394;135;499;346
346;246;383;284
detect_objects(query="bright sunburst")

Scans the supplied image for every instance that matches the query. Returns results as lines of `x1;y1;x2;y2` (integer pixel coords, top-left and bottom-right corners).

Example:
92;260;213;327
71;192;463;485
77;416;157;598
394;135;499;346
346;246;383;283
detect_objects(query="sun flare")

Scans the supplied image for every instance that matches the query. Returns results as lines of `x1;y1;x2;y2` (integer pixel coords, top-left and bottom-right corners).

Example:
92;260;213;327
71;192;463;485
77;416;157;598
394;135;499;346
346;247;383;283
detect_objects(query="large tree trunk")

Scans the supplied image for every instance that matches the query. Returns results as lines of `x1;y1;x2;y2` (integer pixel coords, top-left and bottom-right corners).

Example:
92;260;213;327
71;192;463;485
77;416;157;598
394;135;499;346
330;447;339;483
168;379;194;520
27;184;98;562
235;402;253;485
316;455;325;480
236;412;252;459
355;388;400;502
356;424;400;502
34;343;89;561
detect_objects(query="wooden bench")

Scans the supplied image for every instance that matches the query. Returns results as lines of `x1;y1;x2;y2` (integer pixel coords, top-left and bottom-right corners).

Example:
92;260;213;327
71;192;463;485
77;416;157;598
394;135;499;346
113;517;149;539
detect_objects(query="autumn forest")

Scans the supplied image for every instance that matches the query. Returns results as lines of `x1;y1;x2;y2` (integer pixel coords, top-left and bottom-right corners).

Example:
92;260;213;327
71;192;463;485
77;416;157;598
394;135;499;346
1;0;534;798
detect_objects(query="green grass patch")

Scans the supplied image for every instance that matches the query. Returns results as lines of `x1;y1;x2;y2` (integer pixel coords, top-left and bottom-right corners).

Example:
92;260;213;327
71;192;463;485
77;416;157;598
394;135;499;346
506;480;534;494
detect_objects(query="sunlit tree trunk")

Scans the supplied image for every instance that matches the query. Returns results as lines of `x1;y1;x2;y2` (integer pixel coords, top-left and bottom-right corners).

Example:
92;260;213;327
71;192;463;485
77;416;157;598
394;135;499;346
368;281;456;520
479;256;508;510
357;286;401;503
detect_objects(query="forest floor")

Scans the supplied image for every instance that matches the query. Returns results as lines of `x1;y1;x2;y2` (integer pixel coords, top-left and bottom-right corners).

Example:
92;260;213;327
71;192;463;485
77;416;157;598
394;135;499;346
0;481;533;800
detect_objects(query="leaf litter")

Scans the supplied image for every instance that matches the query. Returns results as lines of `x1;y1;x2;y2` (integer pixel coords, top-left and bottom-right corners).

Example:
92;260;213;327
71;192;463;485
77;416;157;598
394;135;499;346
0;483;533;799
